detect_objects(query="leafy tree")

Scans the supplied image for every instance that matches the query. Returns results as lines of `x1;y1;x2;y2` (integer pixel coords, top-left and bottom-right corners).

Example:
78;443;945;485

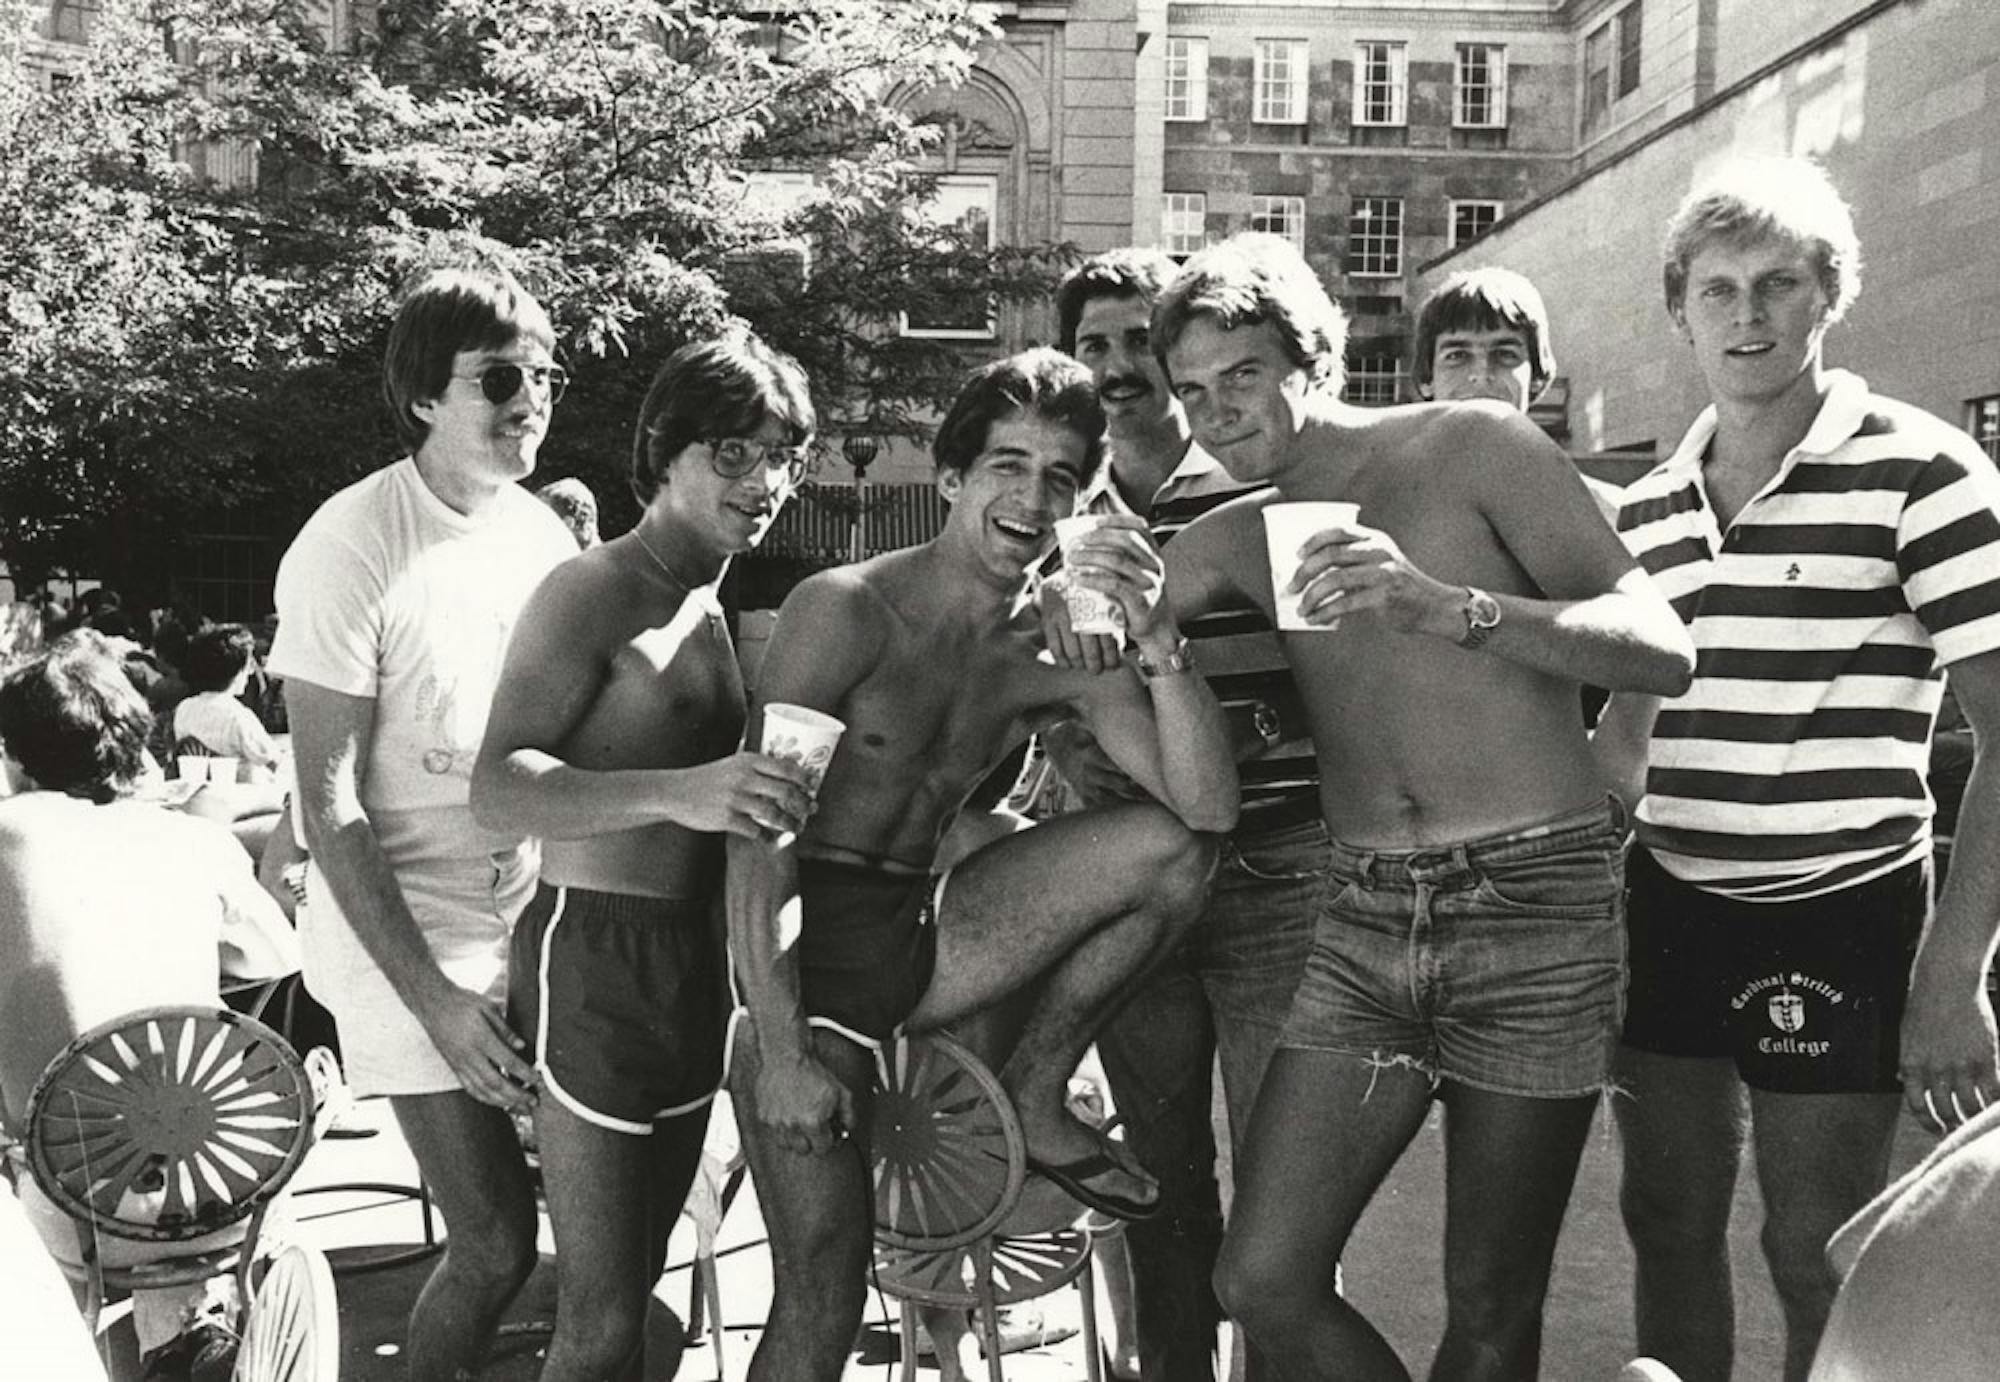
0;0;1071;595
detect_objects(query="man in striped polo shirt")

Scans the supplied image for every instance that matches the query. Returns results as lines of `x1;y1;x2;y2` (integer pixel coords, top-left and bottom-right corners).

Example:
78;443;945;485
1599;157;2000;1382
1047;248;1324;1382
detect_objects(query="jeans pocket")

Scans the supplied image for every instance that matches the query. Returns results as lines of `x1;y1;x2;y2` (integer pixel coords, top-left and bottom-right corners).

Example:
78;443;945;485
1473;846;1621;918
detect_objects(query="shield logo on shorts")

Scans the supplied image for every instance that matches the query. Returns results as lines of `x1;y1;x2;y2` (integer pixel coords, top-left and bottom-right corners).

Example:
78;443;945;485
1769;991;1805;1034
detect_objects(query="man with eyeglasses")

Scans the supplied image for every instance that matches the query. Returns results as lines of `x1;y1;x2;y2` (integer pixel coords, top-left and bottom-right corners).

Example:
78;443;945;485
471;331;819;1382
268;263;577;1379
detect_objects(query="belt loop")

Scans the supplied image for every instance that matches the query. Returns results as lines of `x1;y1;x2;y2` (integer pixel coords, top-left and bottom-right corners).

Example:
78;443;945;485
1354;848;1378;884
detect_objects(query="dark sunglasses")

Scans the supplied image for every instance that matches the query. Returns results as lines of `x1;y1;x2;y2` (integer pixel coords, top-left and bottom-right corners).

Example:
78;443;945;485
453;362;569;406
707;437;811;486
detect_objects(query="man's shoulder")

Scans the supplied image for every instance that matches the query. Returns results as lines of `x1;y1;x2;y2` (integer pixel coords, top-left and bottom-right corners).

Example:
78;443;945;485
1839;391;1988;467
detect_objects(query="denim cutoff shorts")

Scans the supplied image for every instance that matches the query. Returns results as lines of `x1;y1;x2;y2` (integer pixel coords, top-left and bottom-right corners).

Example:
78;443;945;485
1277;798;1626;1099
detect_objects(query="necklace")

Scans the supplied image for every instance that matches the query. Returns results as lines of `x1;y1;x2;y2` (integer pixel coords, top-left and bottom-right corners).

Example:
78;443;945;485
631;526;725;623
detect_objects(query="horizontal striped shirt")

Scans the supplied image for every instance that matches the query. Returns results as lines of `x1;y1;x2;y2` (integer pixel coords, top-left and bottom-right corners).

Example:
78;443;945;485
1615;371;2000;901
1030;443;1322;837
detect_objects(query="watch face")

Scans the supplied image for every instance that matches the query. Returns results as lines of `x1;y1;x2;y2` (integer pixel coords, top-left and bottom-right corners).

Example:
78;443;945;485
1471;592;1501;628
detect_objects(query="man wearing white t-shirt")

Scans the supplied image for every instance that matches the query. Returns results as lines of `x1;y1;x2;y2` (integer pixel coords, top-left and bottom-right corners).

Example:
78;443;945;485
268;264;575;1379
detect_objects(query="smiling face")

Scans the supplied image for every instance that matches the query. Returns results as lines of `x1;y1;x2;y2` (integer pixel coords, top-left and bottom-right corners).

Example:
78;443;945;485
411;338;558;491
939;410;1089;582
1675;232;1832;407
1163;316;1313;483
1072;292;1176;435
1426;327;1537;410
656;411;799;559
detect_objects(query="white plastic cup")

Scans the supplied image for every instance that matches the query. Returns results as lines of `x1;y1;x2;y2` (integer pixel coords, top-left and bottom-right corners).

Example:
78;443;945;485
760;703;846;793
207;756;241;786
1263;502;1361;632
177;754;209;784
1053;515;1129;637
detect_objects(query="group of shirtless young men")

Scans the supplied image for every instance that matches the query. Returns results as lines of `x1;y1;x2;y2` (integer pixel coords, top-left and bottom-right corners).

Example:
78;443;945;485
272;153;2000;1382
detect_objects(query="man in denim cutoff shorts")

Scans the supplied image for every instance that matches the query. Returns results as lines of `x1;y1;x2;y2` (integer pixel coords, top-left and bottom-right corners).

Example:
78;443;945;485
1048;233;1697;1380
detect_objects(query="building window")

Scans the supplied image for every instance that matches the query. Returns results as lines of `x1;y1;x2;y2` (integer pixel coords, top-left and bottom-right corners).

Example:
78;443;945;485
1352;41;1408;127
1455;44;1508;128
1346;197;1402;278
902;175;997;340
1449;200;1504;248
1250;195;1307;252
1164;36;1209;122
1163;193;1207;256
44;0;101;43
1618;1;1644;96
1345;354;1403;406
1585;2;1643;133
1969;396;2000;463
1254;39;1309;125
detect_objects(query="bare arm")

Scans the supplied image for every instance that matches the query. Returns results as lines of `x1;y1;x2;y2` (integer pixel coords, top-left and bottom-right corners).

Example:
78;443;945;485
287;677;535;1110
1589;690;1662;819
726;576;875;1154
1292;414;1694;695
1065;515;1239;832
1900;649;2000;1130
469;563;810;841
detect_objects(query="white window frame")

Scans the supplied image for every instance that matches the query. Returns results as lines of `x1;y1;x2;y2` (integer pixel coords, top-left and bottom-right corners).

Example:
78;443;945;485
1249;195;1307;253
1345;354;1404;406
1163;192;1208;256
1351;41;1408;128
1164;36;1209;122
901;174;998;341
1347;197;1403;278
1253;38;1309;126
1448;199;1505;249
1454;43;1508;128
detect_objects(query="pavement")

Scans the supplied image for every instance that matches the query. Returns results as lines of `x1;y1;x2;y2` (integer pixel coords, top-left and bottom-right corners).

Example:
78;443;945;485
261;1085;1938;1381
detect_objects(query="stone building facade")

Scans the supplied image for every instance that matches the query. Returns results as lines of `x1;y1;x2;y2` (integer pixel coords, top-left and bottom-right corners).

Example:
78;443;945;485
1417;0;2000;467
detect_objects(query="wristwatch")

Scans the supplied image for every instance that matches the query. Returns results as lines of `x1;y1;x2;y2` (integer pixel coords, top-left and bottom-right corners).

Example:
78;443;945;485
1459;587;1502;650
1135;636;1196;680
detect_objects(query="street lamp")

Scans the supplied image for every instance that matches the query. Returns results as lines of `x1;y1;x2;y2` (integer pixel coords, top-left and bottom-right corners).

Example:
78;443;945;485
841;431;880;562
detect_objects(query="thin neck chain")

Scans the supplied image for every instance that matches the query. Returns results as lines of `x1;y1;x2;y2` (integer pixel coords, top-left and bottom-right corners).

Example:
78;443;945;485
631;525;724;618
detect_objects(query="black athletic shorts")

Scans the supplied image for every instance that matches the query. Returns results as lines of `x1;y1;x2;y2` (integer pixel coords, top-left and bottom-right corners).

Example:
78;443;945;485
1622;846;1928;1094
508;882;727;1133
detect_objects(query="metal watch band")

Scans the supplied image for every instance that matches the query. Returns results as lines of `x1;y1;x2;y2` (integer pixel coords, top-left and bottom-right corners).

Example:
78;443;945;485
1135;635;1195;679
1459;586;1501;650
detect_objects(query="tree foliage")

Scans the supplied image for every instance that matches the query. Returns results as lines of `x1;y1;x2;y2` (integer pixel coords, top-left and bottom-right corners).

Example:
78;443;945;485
0;0;1071;586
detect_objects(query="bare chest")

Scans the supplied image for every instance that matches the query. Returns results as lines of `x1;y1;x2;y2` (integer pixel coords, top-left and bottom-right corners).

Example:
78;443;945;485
565;609;746;769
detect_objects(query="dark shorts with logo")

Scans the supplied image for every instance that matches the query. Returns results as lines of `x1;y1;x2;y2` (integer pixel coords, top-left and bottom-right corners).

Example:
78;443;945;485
1622;846;1928;1093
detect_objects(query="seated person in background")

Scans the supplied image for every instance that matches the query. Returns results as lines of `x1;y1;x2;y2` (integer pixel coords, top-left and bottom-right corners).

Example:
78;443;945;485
0;635;298;1377
535;476;602;550
173;623;282;778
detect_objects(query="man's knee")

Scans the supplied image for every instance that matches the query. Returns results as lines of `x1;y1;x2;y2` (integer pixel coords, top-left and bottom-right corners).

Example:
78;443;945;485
1124;811;1218;911
1214;1239;1311;1335
1620;1156;1734;1257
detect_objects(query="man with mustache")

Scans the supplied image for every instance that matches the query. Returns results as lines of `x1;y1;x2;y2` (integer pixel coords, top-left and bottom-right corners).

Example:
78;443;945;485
269;264;577;1379
1047;248;1324;1382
